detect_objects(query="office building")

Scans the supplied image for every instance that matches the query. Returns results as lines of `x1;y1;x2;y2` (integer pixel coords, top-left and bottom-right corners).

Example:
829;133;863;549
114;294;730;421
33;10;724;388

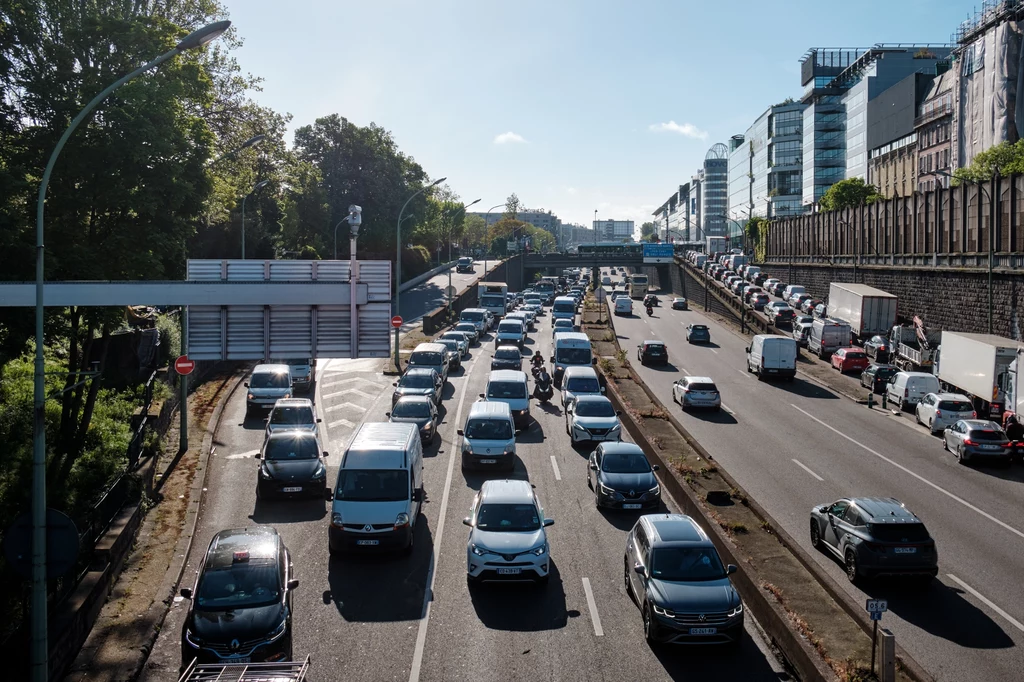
653;184;693;242
561;222;596;248
702;144;730;238
865;71;939;198
594;219;634;240
914;70;953;193
471;209;561;236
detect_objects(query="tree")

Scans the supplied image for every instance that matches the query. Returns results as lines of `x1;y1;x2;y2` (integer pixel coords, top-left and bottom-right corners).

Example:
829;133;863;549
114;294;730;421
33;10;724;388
640;221;657;239
818;178;882;212
954;140;1024;184
460;215;489;251
503;193;521;221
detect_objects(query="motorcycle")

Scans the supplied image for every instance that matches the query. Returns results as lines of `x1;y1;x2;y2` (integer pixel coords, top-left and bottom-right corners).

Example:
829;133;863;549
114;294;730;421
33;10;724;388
533;373;553;404
645;305;654;316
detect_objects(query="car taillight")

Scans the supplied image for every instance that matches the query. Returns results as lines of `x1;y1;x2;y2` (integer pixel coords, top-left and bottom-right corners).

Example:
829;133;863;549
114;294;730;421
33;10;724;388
970;412;977;418
864;542;884;552
904;388;909;397
935;410;942;419
963;439;977;446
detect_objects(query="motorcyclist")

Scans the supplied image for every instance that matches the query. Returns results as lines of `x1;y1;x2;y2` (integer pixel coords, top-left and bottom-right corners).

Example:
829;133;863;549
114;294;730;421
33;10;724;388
645;304;654;316
531;350;545;370
1004;415;1024;460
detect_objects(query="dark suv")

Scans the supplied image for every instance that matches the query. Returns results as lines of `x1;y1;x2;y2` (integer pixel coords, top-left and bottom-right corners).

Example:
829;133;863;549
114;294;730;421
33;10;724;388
637;340;668;366
624;514;743;646
809;497;938;584
180;526;298;668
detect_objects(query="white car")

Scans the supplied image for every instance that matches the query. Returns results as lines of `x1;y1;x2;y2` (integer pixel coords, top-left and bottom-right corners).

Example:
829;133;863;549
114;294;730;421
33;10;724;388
565;395;622;446
561;366;604;408
915;392;976;434
671;376;721;412
465;479;553;585
264;398;321;441
439;331;469;357
552;317;575;338
614;297;632;316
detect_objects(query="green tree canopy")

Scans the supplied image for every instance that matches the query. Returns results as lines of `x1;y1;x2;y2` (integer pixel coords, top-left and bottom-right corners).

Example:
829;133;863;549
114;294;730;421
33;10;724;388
818;177;882;212
640;221;657;239
953;140;1024;184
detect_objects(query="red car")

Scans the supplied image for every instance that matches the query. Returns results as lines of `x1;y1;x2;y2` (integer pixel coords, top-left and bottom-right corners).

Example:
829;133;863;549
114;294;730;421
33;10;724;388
831;347;870;373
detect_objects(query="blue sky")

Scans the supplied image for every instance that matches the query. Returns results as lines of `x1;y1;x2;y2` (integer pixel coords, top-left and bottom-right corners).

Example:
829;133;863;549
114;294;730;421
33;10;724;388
222;0;976;228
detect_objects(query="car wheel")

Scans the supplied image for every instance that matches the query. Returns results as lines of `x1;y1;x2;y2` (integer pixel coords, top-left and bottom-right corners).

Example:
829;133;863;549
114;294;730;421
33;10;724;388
845;549;861;584
927;418;935;433
623;558;633;597
941;436;948;451
957;445;967;465
914;410;921;425
643;603;661;647
810;520;821;550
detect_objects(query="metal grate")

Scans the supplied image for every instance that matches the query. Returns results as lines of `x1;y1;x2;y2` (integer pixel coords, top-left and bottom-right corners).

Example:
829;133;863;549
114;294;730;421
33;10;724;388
178;655;311;682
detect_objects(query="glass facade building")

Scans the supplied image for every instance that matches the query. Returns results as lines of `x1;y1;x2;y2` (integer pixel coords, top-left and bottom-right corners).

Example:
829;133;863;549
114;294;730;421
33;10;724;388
702;144;730;238
728;102;807;223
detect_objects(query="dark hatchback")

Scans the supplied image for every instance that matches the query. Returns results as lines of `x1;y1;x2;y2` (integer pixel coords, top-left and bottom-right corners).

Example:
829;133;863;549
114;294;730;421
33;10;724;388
637;341;668;366
685;324;711;344
387;395;440;444
256;432;327;500
491;345;524;371
391;368;442;406
860;363;898;394
588;442;661;510
180;526;298;668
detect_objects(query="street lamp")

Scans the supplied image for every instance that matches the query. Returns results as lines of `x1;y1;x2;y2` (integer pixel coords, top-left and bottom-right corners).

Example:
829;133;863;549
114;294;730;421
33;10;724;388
207;133;265;167
482;202;504;280
241;179;271;259
394;177;446;369
30;19;230;682
447;199;480;317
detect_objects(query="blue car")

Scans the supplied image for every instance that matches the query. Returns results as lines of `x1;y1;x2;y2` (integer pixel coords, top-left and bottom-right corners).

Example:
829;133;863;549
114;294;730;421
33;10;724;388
686;324;711;344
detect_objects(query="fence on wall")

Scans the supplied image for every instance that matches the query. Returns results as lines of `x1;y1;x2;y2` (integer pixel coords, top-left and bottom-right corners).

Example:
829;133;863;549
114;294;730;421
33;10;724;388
764;173;1024;268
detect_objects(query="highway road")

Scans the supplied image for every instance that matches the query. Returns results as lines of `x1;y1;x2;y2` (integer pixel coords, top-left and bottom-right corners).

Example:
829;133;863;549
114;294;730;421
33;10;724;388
141;277;787;681
397;259;496;325
608;271;1024;682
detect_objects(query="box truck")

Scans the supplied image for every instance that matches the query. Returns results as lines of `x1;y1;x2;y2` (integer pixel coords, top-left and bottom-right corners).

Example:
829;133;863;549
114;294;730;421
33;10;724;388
937;332;1020;420
999;350;1024;425
827;283;898;342
706;236;726;255
478;282;508;319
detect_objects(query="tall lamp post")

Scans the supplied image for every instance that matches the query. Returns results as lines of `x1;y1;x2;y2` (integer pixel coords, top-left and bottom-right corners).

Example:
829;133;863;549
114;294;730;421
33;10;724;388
31;20;231;682
482;202;504;281
208;133;264;166
241;179;271;259
395;177;446;369
937;169;995;333
448;199;480;317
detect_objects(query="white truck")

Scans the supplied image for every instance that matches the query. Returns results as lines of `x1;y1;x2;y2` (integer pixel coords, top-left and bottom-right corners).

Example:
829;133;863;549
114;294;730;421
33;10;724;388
937;332;1020;420
1000;350;1024;425
478;282;508;319
827;283;897;343
706;236;727;256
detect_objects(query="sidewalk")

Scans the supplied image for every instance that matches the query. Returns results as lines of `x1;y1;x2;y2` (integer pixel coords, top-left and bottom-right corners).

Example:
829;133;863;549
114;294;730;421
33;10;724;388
64;366;248;682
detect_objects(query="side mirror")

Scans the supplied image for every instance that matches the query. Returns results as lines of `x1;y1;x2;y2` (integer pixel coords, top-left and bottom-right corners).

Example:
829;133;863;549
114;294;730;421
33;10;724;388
633;564;647;577
243;382;250;388
412;489;424;502
317;418;322;423
727;564;738;575
180;587;193;599
745;346;750;353
322;451;329;458
457;429;464;436
324;488;334;501
287;578;300;590
255;452;262;459
543;518;555;527
385;412;391;418
549;356;555;363
393;382;398;387
478;393;485;399
589;463;598;470
462;517;472;527
652;464;660;471
600;387;605;393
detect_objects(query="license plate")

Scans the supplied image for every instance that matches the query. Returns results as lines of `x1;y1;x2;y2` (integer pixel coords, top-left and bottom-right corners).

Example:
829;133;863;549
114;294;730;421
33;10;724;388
980;444;999;450
893;547;917;554
623;503;642;509
356;539;379;546
497;567;521;575
224;657;251;664
282;486;302;493
689;627;717;635
479;459;497;464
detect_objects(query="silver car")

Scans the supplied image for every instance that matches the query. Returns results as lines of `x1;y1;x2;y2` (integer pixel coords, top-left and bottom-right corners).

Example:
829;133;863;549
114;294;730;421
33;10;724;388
245;364;293;414
264;398;321;441
565;395;622;446
915;393;976;435
464;479;554;585
672;376;721;412
552;318;575;338
943;419;1013;465
440;331;470;357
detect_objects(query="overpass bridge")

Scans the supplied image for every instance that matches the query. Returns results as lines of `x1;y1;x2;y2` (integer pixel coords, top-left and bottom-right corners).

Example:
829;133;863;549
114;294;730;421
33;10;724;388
521;252;645;268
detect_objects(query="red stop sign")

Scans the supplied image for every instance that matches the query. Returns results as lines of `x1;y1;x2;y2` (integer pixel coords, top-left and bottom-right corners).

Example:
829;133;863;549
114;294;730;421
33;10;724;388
391;316;403;328
174;355;196;375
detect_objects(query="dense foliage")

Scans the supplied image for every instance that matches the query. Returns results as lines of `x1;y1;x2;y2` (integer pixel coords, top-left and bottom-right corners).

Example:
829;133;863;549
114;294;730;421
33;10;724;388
818;178;882;212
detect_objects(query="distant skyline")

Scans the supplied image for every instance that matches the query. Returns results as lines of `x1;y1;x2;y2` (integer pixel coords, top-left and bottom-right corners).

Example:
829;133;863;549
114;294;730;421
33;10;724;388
222;0;977;228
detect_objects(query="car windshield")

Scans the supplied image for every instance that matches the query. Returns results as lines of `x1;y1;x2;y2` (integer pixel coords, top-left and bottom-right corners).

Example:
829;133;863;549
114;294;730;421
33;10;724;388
601;451;649;473
498;322;522;334
400;373;434;389
409;352;444;367
465;418;513;440
869;523;930;542
250;372;289;389
475;503;540;532
644;344;665;354
269;407;314;425
196;558;281;610
649;547;727;581
480;295;505;307
437;340;458;353
553;302;574;313
334;469;409;501
264;437;319;460
554;320;573;328
556;348;591;364
461;312;484;323
488;381;527;399
566;377;600;392
688;382;717;392
575;400;615;418
968;428;1007;441
392;401;432;418
845;352;867;360
456;324;476;334
283;358;309;367
441;334;463;344
494;348;520;360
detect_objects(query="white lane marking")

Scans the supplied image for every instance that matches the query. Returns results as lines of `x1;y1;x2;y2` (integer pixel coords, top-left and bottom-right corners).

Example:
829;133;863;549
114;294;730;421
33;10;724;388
324;401;366;414
409;351;477;682
720;403;735;415
225;449;259;460
791;404;1024;541
791;458;824;481
582;577;605;636
322;387;376;401
679;367;690;375
735;369;750;378
328;418;355;430
319;375;379;388
550;455;562;481
710;349;719;355
947;574;1024;632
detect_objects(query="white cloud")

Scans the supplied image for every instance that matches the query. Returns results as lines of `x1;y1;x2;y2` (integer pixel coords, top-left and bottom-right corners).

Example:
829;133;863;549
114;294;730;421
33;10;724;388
494;131;527;145
648;120;708;140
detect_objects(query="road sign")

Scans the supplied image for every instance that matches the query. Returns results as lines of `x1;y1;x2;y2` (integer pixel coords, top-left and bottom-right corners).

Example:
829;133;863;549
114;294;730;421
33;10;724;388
865;599;888;614
391;315;403;328
445;285;458;298
870;611;883;621
174;355;196;375
643;242;674;263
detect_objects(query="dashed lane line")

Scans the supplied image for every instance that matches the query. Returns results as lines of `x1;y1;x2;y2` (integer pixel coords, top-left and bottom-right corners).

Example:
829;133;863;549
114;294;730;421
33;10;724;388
582;577;605;636
550;455;562;481
947;574;1024;632
791;458;824;481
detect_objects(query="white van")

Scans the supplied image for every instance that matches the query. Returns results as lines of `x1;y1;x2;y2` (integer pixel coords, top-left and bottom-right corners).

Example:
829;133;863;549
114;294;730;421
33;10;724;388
408;342;449;383
782;284;806;302
459;401;516;471
808;319;851;359
551;296;577;322
551;331;594;388
561;366;604;408
481;369;531;428
614;297;632;316
328;422;424;555
460;308;490;333
886;371;941;411
745;335;797;380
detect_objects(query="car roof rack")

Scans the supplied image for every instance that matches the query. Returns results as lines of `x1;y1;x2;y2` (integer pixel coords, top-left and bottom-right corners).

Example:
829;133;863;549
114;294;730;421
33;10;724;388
178;656;311;682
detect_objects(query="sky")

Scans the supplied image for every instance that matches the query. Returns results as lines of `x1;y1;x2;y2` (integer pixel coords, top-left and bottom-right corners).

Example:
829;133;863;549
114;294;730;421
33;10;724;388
221;0;978;230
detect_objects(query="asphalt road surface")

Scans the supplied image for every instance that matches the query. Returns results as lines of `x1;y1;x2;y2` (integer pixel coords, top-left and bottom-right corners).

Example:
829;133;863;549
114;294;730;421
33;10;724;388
397;260;495;325
611;273;1024;682
141;284;788;681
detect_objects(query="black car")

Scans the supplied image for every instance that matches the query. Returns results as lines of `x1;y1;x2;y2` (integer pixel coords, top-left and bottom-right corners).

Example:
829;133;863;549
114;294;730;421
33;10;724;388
387;395;440;444
637;340;668;366
588;442;661;510
392;368;442;406
860;363;898;393
625;514;743;646
491;345;524;371
810;497;938;584
643;294;660;307
180;526;298;668
863;335;890;362
686;324;711;344
256;432;328;500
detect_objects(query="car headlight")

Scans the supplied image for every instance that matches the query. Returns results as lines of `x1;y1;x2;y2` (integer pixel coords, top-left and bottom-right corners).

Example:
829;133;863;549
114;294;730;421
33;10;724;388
651;603;675;617
648;483;661;495
267;619;288;642
471;543;488;557
331;512;344;527
184;628;203;648
395;512;410;529
313;463;326;479
248;393;255;400
530;543;548;556
599;482;615;495
422;422;433;431
284;393;291;399
609;423;621;432
260;464;272;479
727;602;744;618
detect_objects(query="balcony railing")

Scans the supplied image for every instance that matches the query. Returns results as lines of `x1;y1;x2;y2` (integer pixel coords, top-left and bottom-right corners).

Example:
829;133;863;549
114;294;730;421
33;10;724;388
915;102;953;127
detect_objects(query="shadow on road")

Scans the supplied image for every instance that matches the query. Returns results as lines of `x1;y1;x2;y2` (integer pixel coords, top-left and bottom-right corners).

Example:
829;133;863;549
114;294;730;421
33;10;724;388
249;497;326;524
240;411;270;431
768;377;840;400
325;519;432;622
686;407;738;425
655;632;790;681
461;461;531;490
468;561;572;632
